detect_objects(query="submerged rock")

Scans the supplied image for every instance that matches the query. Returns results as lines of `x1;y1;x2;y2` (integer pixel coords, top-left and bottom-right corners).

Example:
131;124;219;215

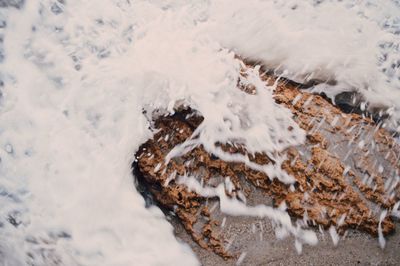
133;62;399;261
0;0;25;9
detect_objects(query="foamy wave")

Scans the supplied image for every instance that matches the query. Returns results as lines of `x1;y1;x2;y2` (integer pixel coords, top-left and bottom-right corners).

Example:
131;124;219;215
0;0;398;265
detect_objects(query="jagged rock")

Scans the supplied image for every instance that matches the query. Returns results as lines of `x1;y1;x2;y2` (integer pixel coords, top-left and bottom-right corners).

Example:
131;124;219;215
133;62;399;261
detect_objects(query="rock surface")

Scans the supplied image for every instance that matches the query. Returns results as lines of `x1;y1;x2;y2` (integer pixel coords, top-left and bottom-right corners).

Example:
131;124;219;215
133;62;400;263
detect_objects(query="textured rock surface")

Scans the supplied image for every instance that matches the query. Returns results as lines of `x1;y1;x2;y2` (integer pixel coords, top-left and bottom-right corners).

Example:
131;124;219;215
133;63;400;262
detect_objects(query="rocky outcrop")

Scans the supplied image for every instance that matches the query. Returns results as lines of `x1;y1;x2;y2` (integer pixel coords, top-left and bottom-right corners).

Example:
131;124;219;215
133;62;400;260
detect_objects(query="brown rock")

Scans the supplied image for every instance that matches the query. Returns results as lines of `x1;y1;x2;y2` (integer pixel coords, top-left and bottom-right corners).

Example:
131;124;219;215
133;61;399;260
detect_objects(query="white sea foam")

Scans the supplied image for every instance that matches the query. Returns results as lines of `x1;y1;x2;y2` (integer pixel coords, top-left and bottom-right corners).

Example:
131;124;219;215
378;210;388;249
205;0;400;124
329;226;340;246
177;176;318;248
0;0;399;265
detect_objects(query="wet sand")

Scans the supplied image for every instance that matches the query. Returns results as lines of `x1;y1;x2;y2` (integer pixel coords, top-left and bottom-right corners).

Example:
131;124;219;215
172;215;400;265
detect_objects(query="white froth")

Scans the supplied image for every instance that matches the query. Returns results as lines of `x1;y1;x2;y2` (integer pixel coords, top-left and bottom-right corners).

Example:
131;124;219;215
178;175;318;248
205;0;400;125
378;210;388;249
329;226;340;246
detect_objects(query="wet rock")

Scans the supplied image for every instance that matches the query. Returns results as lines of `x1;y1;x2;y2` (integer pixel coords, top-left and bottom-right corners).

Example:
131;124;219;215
133;62;399;260
331;91;391;123
333;91;364;114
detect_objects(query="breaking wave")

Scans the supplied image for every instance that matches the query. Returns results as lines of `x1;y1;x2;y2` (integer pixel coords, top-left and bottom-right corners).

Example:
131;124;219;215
0;0;399;265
